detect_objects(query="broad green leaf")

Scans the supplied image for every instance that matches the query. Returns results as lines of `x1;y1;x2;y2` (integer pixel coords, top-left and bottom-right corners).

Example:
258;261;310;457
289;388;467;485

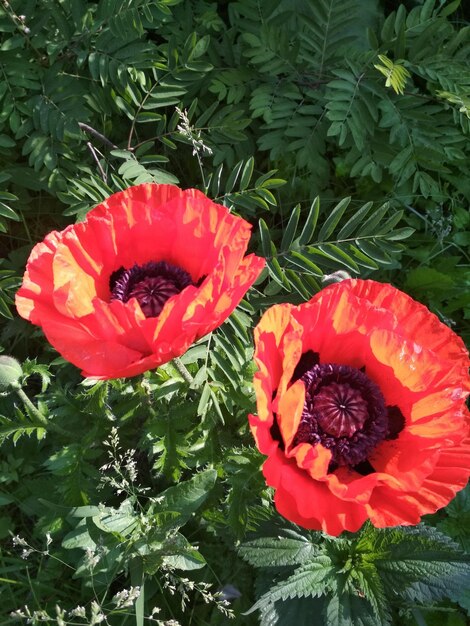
151;469;217;528
240;536;320;567
246;557;335;614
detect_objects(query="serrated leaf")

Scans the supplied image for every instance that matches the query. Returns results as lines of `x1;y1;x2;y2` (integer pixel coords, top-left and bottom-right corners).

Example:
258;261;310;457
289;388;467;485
246;557;335;614
260;596;326;626
371;525;470;605
325;592;380;626
240;536;320;567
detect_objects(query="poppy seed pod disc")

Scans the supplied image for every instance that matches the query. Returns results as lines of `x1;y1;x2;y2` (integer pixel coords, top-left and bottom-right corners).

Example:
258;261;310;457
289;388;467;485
249;279;470;535
16;184;265;379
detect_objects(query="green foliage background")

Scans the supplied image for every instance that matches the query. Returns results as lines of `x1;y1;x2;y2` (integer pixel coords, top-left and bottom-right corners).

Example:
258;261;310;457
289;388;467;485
0;0;469;624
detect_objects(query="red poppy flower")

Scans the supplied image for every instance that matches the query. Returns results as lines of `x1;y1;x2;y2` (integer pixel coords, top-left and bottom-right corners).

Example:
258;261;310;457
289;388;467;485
16;184;264;379
249;279;470;535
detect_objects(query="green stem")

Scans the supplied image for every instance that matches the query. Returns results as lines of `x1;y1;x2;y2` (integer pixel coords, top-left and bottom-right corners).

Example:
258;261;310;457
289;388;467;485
15;387;69;436
172;357;194;385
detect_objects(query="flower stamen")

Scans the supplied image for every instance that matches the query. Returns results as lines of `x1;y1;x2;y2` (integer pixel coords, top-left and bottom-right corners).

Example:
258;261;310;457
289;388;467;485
110;261;194;318
293;362;389;468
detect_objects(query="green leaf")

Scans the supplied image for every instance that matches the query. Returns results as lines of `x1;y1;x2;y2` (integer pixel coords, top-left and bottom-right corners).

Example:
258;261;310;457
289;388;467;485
281;204;301;250
359;203;390;236
240;534;320;567
246;557;335;614
225;160;244;192
267;256;289;288
384;227;414;241
298;197;320;245
151;469;217;528
371;526;470;604
287;250;323;276
259;218;273;258
337;202;373;240
92;500;138;538
240;156;254;190
316;243;360;273
62;519;96;550
260;596;326;626
325;592;380;626
318;197;351;241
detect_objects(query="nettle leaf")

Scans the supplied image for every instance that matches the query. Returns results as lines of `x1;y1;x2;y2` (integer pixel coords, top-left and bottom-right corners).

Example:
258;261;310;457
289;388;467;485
371;525;470;604
239;534;321;567
438;484;470;551
260;596;327;626
348;563;391;625
246;556;336;614
325;592;381;626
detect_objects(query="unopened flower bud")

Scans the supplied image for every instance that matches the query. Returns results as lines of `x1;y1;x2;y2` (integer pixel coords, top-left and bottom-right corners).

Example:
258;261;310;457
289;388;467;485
0;356;23;391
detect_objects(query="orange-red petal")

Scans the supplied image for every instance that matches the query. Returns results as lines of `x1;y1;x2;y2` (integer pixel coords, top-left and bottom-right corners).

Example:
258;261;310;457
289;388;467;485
16;184;265;378
250;279;470;535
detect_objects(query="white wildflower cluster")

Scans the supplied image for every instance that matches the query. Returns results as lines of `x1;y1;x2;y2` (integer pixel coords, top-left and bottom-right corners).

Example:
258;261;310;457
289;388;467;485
100;426;146;496
12;535;28;547
84;546;101;569
68;605;87;618
176;107;213;157
147;609;181;626
112;586;141;609
12;533;52;561
89;601;106;625
10;605;51;624
11;600;109;625
162;571;234;619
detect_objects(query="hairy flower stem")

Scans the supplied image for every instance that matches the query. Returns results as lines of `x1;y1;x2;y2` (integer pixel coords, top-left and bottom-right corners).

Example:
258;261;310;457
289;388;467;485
172;357;194;385
15;387;69;436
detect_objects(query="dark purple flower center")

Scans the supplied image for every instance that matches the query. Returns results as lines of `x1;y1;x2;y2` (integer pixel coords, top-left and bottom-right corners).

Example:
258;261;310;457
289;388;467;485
290;355;404;470
109;261;194;318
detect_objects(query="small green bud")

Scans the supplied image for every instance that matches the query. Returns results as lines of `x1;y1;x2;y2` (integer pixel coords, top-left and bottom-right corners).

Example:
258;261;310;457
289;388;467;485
0;356;23;391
